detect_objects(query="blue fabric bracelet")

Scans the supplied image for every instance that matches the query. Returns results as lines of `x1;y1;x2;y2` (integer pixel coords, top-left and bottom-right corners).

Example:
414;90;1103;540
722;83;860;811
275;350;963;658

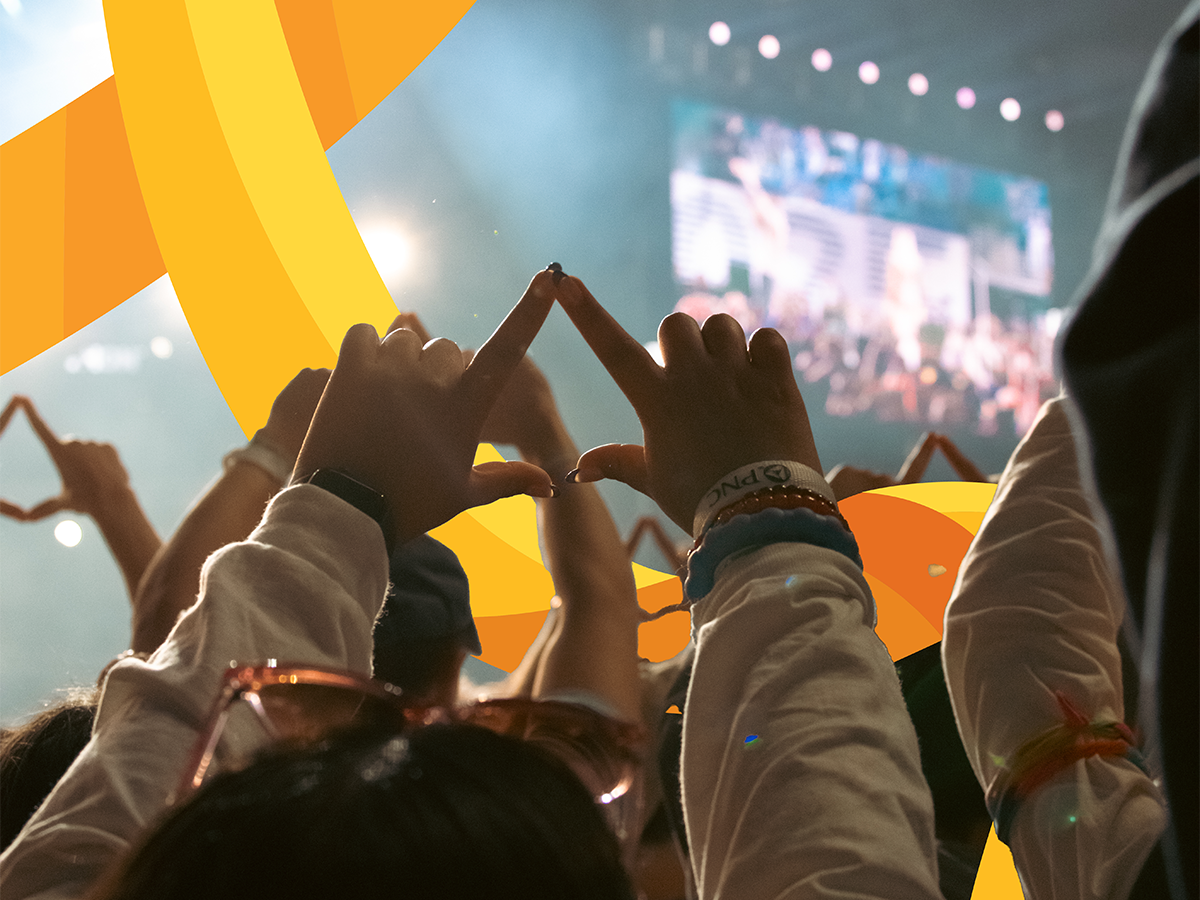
684;506;864;602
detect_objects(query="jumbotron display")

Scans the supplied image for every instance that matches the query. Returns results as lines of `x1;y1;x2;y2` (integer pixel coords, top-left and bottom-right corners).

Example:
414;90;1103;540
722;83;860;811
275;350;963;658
670;100;1060;436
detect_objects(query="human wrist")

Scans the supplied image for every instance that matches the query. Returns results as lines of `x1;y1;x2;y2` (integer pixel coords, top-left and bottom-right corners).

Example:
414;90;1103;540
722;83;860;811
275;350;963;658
223;432;295;484
691;460;838;540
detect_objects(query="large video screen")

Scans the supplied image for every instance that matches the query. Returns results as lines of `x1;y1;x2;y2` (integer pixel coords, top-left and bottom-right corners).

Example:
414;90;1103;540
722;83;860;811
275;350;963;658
670;100;1061;437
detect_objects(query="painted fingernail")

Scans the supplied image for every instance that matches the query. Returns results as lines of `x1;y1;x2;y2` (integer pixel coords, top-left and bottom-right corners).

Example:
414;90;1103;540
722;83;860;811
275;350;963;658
547;261;566;283
550;484;560;498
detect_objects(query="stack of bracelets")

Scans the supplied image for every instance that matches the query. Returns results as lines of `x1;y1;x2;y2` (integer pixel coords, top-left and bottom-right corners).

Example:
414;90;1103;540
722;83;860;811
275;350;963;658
683;460;865;606
986;690;1149;844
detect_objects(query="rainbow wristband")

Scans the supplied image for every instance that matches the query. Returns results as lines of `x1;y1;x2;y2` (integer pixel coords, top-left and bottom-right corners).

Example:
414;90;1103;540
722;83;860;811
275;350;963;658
986;692;1148;844
684;505;865;604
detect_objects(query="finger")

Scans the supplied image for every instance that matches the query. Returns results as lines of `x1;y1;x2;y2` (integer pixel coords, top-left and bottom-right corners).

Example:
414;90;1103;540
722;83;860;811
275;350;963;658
419;337;466;387
467;460;554;508
747;328;794;379
700;313;749;361
0;499;30;520
567;444;650;496
657;313;705;369
19;398;65;460
379;325;423;363
555;275;662;406
388;311;433;343
460;270;557;417
23;496;70;521
0;396;22;434
336;322;383;365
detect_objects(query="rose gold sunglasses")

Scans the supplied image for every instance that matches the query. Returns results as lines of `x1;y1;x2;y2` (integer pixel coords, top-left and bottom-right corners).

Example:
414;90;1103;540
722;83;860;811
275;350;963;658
177;663;643;810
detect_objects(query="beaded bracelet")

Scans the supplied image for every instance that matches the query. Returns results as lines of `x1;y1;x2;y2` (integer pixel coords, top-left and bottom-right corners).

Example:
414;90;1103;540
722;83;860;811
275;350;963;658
691;460;835;538
986;691;1148;844
708;484;849;535
684;505;866;603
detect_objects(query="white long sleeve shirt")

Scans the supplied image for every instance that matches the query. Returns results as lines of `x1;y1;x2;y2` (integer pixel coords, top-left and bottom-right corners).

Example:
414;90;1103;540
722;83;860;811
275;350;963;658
941;397;1167;900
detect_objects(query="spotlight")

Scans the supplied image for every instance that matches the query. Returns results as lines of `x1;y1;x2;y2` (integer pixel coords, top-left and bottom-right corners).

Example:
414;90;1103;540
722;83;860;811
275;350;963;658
55;520;83;547
1045;109;1064;132
1000;98;1021;121
758;34;780;59
956;87;976;109
908;73;929;96
709;21;730;46
858;61;879;85
811;48;832;72
360;225;412;284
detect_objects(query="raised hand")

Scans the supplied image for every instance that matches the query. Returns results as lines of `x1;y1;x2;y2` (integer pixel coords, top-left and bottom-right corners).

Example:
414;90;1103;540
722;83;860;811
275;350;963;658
4;397;135;522
556;276;822;533
255;367;331;466
294;270;559;546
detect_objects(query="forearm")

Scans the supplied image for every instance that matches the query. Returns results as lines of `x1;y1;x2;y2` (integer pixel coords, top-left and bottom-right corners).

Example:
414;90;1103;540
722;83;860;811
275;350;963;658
0;485;388;899
130;462;282;653
520;418;641;721
89;488;162;606
683;543;941;899
941;396;1165;899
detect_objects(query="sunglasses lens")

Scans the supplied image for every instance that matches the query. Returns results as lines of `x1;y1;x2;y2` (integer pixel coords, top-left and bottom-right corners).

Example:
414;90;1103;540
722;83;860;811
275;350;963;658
254;683;405;746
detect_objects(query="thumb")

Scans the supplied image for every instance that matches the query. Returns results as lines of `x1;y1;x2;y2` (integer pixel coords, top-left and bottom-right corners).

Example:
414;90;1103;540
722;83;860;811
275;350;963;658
467;460;554;507
566;444;650;496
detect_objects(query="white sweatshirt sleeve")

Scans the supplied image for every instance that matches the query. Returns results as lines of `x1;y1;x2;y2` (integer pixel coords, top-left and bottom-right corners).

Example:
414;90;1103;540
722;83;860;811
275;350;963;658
941;396;1166;900
0;485;389;900
682;541;942;900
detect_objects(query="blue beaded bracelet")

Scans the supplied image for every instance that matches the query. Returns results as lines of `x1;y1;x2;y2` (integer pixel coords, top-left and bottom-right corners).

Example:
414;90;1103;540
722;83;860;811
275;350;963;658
684;505;865;602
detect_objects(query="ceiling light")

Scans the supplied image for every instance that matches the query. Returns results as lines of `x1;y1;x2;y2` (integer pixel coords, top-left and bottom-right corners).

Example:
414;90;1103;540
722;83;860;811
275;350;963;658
811;48;832;72
908;73;929;96
858;61;879;85
709;21;731;46
1000;98;1021;121
758;35;780;59
956;87;976;109
1045;110;1065;132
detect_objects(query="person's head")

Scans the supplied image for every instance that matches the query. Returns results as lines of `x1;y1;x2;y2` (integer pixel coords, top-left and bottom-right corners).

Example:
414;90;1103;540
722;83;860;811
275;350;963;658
0;689;98;850
372;535;480;707
91;722;636;900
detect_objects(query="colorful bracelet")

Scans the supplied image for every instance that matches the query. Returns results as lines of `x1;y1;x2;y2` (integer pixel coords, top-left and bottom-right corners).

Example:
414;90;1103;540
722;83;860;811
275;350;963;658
691;460;835;539
987;691;1148;844
708;484;849;534
684;505;866;603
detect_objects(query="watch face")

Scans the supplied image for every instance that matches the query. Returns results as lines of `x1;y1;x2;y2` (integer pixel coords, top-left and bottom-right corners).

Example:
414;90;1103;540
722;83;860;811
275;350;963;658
305;469;390;532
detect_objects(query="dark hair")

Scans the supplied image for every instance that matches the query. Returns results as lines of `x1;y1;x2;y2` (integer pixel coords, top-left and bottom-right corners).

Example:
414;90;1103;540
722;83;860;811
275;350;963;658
1;689;98;850
91;723;636;900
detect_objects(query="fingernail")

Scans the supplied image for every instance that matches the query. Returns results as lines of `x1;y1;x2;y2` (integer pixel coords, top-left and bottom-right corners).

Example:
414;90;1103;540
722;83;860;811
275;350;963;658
547;261;566;283
564;466;602;484
550;484;560;498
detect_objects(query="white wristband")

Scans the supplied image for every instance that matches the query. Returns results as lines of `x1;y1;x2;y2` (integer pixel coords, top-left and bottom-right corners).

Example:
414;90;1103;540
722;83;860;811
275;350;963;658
222;433;295;484
691;460;836;539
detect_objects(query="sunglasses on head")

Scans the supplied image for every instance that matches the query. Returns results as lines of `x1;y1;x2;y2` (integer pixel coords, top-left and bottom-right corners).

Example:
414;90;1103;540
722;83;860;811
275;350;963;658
177;663;643;810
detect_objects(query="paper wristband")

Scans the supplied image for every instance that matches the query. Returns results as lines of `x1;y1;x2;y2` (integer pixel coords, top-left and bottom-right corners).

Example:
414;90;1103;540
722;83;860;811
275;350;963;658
692;460;836;539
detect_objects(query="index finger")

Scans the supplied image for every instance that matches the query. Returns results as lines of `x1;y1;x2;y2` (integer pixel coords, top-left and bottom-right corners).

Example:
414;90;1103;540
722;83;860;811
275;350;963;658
0;396;22;434
459;269;557;418
554;275;662;407
19;397;65;460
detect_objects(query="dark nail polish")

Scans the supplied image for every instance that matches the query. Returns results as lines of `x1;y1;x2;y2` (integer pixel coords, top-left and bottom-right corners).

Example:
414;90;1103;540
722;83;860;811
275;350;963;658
550;484;560;498
547;261;566;283
564;468;581;483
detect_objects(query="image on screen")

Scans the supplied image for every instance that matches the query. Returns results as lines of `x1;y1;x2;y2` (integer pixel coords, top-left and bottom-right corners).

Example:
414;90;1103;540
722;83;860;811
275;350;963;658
669;100;1062;437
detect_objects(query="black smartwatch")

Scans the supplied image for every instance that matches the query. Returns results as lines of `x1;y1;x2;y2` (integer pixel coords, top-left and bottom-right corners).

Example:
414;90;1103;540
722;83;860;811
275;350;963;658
300;469;394;553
